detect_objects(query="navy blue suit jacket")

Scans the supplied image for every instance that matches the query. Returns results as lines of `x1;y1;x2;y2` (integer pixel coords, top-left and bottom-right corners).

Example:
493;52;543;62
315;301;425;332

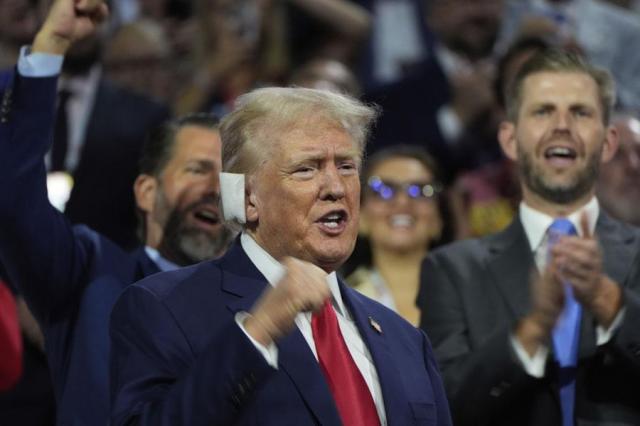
0;71;159;424
110;241;452;425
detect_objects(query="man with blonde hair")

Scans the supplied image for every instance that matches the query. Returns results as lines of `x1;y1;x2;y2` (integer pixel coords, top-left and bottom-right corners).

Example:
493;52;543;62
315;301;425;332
110;86;452;425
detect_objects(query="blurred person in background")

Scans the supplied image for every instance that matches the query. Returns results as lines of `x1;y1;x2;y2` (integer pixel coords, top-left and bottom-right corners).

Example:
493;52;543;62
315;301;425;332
499;0;640;110
451;36;552;239
174;0;370;117
0;1;232;423
104;18;176;104
53;9;171;250
345;146;450;326
289;57;361;96
0;0;44;69
597;112;640;226
365;0;505;181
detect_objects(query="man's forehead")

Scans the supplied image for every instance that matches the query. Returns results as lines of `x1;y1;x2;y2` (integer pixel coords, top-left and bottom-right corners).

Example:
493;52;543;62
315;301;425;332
275;125;360;158
521;71;599;101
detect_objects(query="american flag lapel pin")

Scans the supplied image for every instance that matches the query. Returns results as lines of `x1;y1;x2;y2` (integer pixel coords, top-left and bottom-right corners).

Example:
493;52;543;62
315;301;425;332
369;317;382;334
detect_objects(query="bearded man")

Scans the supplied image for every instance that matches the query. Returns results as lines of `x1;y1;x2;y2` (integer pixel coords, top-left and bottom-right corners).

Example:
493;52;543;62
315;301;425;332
418;49;640;426
0;1;232;424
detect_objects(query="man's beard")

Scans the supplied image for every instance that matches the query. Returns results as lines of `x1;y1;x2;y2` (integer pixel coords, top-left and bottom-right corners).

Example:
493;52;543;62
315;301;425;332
155;193;234;266
518;147;601;205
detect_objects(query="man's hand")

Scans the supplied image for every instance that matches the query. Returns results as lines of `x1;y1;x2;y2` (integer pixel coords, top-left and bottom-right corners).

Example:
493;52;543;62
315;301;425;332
450;61;495;126
551;214;623;328
515;263;565;356
244;257;330;346
33;0;108;55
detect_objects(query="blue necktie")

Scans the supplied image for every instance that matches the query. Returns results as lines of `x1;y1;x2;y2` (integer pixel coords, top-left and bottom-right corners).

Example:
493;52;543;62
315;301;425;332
548;218;581;426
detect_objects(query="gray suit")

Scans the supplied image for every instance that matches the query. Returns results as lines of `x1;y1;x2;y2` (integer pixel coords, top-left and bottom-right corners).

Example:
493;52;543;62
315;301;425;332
418;212;640;426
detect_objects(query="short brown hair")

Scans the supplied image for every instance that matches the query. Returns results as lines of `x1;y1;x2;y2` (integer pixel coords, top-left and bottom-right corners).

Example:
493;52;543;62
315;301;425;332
505;49;616;124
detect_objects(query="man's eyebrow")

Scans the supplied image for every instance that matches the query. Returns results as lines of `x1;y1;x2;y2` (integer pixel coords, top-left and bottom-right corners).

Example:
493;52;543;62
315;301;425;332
186;159;217;169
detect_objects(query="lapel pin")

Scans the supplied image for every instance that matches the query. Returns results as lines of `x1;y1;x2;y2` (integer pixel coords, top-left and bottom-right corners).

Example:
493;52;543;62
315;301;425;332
369;317;382;334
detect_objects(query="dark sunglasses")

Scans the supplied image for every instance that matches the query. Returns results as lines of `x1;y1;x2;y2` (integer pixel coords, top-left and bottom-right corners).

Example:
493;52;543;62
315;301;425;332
366;176;442;201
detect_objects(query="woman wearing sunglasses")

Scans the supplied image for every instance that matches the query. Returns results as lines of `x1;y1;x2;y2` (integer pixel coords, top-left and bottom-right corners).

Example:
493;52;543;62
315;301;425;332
344;145;453;326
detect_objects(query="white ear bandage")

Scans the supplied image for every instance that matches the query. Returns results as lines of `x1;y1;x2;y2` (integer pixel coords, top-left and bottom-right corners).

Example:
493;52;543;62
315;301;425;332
219;172;246;223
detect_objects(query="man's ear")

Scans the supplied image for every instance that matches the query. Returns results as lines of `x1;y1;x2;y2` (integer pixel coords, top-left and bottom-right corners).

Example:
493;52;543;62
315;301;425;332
245;179;259;223
600;125;619;164
134;174;158;214
498;121;518;161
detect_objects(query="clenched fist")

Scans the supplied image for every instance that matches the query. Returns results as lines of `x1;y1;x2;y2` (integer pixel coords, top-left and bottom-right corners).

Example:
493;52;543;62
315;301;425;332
33;0;108;55
244;257;331;346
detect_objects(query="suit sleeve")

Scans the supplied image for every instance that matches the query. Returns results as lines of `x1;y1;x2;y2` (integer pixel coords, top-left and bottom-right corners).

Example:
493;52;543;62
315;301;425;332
418;253;544;426
0;71;94;324
606;248;640;372
110;284;277;426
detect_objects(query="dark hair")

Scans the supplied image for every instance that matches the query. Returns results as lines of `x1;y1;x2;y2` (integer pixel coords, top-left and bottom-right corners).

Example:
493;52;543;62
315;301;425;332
494;36;551;110
136;113;220;242
505;48;615;124
361;145;442;188
341;145;454;277
139;113;220;178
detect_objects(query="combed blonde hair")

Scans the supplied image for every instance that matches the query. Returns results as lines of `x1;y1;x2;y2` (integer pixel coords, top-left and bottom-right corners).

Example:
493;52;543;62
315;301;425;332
220;87;378;174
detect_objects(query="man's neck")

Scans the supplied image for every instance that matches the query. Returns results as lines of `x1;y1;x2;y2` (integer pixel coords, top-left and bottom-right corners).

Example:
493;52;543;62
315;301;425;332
521;187;595;217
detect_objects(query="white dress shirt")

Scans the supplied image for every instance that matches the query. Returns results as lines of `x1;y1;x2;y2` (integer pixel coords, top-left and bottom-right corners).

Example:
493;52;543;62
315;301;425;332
512;197;625;377
237;233;388;425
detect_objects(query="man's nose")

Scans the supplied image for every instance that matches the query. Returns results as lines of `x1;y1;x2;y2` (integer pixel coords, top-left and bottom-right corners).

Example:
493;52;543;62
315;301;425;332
320;165;346;200
553;110;572;131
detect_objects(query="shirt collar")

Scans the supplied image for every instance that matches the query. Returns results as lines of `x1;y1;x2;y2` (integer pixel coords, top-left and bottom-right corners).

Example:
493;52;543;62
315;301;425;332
519;196;600;252
240;232;347;317
59;65;102;98
144;246;180;272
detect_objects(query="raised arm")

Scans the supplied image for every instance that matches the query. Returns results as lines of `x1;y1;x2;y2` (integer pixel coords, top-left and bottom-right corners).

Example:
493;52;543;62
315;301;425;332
0;0;108;322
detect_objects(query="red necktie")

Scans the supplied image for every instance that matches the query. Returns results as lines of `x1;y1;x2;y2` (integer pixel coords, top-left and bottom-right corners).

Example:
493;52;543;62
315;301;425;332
311;300;380;426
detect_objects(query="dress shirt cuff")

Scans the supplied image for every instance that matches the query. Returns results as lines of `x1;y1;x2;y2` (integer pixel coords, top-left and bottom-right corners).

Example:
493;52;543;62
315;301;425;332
596;307;625;346
437;105;463;144
17;46;63;77
510;334;548;378
235;312;279;368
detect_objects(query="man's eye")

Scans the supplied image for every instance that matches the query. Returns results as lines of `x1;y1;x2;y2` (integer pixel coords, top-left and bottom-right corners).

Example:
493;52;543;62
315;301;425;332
338;162;358;174
533;108;550;116
187;167;206;175
574;109;591;118
293;166;314;176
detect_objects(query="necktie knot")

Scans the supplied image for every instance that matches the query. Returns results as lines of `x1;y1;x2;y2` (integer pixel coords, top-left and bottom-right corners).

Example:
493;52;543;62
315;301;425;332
549;218;577;238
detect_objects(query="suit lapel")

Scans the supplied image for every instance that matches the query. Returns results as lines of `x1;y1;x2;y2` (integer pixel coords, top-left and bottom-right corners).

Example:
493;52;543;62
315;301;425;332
486;218;536;320
278;330;343;425
340;283;409;426
220;241;342;425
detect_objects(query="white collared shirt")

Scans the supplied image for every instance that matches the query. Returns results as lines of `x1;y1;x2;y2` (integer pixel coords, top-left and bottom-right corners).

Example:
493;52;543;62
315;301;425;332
512;197;624;377
520;197;599;272
144;246;180;272
238;233;388;425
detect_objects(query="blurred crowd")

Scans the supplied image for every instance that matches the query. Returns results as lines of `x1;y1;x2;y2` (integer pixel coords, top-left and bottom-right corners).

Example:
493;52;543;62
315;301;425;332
1;0;640;423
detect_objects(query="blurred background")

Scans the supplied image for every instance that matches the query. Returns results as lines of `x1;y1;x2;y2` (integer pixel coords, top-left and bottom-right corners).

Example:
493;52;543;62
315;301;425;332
1;0;639;423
